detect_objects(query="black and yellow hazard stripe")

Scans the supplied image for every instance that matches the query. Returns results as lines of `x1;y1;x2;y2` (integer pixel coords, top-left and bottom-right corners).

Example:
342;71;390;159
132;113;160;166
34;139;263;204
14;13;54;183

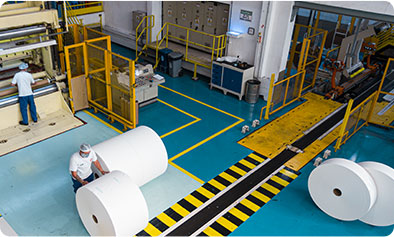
198;166;299;236
136;152;299;237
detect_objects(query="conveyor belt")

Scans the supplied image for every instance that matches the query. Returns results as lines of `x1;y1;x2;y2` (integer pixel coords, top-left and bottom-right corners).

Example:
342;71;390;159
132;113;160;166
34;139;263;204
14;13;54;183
145;85;381;236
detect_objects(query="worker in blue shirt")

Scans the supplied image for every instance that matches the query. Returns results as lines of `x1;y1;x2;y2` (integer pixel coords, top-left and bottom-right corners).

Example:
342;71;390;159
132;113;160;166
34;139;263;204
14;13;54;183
11;63;38;126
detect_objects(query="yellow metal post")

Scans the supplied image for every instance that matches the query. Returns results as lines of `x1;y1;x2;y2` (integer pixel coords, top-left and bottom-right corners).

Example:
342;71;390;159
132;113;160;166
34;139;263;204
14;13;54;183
336;15;343;30
64;47;75;113
73;25;83;75
294;38;310;96
166;24;169;48
129;60;136;128
349;17;356;34
185;30;189;60
211;36;216;63
298;71;306;98
192;64;198;80
83;43;91;101
335;99;354;151
56;28;65;74
287;24;300;77
368;58;394;123
264;73;276;120
104;50;113;111
311;30;327;87
312;11;320;36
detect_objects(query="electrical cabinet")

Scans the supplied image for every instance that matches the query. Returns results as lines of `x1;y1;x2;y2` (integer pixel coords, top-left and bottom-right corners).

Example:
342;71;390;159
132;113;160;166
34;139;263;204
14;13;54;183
162;1;229;50
132;10;147;34
210;61;255;100
163;1;177;38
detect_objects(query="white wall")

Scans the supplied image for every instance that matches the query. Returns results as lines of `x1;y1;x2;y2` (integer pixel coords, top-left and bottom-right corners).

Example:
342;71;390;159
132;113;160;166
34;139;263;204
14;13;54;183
147;1;162;42
227;1;261;64
103;1;147;36
77;12;105;26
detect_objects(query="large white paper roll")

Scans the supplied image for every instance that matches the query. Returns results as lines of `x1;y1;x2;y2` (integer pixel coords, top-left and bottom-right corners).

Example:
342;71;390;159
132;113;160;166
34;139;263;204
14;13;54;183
359;161;394;226
76;170;149;236
308;158;377;221
92;125;168;186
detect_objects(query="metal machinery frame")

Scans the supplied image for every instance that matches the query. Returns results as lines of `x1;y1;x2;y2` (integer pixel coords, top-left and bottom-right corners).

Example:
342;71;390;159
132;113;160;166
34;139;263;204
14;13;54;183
65;1;103;30
64;26;137;131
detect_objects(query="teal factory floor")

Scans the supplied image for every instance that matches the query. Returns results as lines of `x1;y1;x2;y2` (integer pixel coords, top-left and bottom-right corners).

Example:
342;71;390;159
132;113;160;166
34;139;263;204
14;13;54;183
0;44;393;236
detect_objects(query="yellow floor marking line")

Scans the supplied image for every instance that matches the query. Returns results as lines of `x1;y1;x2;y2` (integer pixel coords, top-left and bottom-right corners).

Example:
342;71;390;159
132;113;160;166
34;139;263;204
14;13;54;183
229;208;249;222
219;172;237;183
229;165;247;176
240;198;260;212
160;118;201;139
248;153;265;163
169;161;205;184
208;179;227;191
203;226;223;236
157;99;200;120
196;186;215;199
144;223;162;236
238;92;342;159
84;110;122;134
171;203;190;217
261;183;280;195
216;216;238;232
184;194;204;207
279;169;298;179
156;213;177;227
159;84;244;121
251;190;271;203
271;175;290;186
239;159;257;169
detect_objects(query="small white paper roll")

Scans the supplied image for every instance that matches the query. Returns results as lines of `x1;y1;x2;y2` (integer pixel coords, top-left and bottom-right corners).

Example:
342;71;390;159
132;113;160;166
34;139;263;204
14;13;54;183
76;170;148;236
308;158;377;221
92;125;168;186
359;161;394;226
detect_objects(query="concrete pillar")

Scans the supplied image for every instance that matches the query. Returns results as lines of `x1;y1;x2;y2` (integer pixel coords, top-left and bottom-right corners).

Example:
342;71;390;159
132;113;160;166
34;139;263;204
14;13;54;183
254;1;295;100
147;1;162;42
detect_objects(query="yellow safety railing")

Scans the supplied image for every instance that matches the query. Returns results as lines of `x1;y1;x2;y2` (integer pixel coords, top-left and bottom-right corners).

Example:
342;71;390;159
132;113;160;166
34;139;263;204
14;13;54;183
260;70;307;120
260;38;310;120
64;30;137;130
326;46;340;60
376;24;394;52
135;15;155;61
65;2;82;25
153;22;226;77
334;91;378;151
66;1;103;17
368;58;394;129
287;24;328;92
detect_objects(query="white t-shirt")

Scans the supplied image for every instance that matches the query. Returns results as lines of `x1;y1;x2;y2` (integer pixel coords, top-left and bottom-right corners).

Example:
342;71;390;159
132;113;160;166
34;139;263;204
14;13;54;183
69;151;98;180
11;71;35;97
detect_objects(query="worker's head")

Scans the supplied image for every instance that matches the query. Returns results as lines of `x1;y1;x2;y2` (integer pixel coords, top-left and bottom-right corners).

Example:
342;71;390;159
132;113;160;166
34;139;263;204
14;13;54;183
79;143;91;158
19;63;29;71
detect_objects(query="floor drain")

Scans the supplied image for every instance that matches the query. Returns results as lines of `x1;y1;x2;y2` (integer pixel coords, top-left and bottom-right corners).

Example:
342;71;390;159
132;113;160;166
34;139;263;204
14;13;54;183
0;139;7;144
49;122;56;126
23;128;30;132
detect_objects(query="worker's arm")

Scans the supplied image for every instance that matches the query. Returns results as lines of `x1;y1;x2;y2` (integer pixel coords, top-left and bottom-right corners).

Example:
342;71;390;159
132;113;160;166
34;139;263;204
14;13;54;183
93;160;109;175
71;171;88;185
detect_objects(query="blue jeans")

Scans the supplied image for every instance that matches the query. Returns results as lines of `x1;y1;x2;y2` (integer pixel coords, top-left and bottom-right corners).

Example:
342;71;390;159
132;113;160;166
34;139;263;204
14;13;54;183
19;95;37;124
71;173;94;193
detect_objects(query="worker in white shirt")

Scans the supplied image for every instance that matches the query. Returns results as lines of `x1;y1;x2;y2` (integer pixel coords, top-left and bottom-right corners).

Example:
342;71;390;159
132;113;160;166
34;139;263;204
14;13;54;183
69;143;109;193
11;63;37;126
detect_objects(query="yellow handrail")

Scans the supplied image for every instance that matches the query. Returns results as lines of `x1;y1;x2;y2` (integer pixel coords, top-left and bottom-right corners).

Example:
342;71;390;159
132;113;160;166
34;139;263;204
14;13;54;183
135;15;155;61
153;22;227;69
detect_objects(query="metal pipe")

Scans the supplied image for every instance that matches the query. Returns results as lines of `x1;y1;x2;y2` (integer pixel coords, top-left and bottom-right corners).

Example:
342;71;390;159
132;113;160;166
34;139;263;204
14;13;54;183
0;25;46;40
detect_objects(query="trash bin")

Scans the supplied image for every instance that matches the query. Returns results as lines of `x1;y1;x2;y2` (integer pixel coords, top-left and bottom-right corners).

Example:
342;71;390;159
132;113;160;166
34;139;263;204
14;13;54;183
245;79;261;103
158;48;172;74
168;52;183;77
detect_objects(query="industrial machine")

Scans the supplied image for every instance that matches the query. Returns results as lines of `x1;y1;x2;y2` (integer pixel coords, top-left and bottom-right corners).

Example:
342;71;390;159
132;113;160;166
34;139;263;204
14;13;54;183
0;1;83;156
114;63;165;107
317;21;385;100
